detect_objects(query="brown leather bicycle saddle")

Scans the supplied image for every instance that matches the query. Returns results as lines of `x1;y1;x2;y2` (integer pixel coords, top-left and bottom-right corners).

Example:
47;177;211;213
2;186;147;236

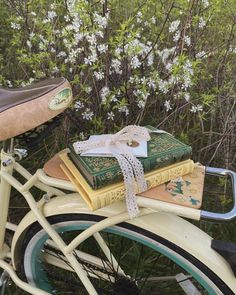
0;77;73;141
0;78;65;113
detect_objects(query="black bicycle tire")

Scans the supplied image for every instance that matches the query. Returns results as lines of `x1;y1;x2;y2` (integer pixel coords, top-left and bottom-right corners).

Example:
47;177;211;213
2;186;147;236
20;213;235;295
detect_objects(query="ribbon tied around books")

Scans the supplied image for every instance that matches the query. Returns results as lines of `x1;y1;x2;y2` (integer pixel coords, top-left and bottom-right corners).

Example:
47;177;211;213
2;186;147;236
73;125;151;218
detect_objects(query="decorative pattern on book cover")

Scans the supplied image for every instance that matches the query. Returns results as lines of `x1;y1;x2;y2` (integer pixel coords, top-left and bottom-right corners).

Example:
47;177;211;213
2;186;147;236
139;165;205;209
59;152;195;211
69;126;192;190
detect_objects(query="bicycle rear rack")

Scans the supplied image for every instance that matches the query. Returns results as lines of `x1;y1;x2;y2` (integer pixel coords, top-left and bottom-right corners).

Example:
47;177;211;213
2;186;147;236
200;167;236;222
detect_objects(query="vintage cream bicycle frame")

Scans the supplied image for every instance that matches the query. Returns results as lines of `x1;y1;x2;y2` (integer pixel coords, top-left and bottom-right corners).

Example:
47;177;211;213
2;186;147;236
0;138;236;295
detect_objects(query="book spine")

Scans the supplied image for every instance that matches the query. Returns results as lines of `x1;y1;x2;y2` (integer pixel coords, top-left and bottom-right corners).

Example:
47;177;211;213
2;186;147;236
70;151;123;190
69;152;96;188
92;160;194;210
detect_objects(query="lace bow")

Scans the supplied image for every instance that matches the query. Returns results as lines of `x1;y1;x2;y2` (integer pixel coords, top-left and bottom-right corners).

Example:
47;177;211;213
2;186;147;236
73;125;151;218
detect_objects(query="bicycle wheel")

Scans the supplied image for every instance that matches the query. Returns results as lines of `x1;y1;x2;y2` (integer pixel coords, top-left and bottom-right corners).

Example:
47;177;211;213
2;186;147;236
20;214;234;295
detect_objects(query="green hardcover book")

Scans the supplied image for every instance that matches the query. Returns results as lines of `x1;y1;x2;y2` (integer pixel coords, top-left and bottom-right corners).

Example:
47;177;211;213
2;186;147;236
69;126;192;190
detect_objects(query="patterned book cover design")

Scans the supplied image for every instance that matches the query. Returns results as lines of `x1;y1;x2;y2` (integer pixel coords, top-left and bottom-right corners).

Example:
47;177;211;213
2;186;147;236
70;130;192;189
139;165;205;209
60;152;195;211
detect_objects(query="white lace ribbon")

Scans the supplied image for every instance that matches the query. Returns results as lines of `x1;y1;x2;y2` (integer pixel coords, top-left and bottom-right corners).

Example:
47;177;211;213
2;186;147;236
73;125;150;218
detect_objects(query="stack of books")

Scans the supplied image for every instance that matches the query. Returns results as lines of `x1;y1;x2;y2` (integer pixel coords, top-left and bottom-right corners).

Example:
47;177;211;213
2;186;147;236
59;127;204;210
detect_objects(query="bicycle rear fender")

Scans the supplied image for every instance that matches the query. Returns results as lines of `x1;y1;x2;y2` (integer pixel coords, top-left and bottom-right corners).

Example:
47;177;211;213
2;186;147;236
11;193;236;292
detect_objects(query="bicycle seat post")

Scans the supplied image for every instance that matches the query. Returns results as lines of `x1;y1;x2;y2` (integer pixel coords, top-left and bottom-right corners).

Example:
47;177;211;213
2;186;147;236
0;139;14;252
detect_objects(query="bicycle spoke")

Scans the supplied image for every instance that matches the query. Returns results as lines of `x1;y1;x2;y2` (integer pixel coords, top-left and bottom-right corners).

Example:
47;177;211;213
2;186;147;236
22;215;223;294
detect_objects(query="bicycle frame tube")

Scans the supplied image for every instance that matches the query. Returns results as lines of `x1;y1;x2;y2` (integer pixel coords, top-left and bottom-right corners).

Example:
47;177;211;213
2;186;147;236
0;140;14;251
0;156;101;294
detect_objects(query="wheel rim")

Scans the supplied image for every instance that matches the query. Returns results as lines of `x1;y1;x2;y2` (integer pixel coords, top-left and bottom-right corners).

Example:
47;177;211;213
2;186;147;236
23;219;225;295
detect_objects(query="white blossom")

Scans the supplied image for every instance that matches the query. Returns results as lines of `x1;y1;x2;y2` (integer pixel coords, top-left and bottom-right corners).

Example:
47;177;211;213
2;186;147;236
74;100;84;110
168;75;179;85
164;100;172;112
111;95;118;102
71;15;83;31
165;62;173;71
87;34;97;46
199;17;206;29
129;76;135;84
94;71;104;81
95;31;104;38
115;47;123;56
157;47;175;65
84;51;98;65
26;40;32;49
173;31;181;42
48;11;57;20
94;12;108;29
11;22;21;30
184;36;191;46
202;0;210;8
190;104;203;113
131;56;141;69
64;15;70;22
74;32;84;43
136;12;142;23
31;11;36;16
85;86;92;94
50;47;56;53
42;18;50;24
147;53;154;66
151;16;156;24
57;51;67;58
169;20;180;33
50;3;56;10
196;51;206;58
82;108;94;120
133;89;149;101
51;66;59;74
39;42;46;51
137;99;146;109
147;79;157;90
100;86;110;103
111;59;122;74
68;48;80;63
158;80;169;94
229;46;236;53
184;93;190;102
118;105;129;116
6;80;13;88
183;60;194;76
107;112;115;120
97;44;108;54
182;75;192;90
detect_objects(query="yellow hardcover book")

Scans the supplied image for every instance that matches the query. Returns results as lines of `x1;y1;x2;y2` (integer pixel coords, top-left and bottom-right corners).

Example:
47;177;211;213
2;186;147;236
59;152;195;210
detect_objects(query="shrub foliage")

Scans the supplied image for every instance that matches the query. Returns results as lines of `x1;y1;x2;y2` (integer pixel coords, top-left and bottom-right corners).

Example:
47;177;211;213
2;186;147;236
0;0;235;169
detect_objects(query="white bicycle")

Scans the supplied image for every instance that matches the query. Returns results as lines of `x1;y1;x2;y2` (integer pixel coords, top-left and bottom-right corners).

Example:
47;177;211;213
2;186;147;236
0;77;236;295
